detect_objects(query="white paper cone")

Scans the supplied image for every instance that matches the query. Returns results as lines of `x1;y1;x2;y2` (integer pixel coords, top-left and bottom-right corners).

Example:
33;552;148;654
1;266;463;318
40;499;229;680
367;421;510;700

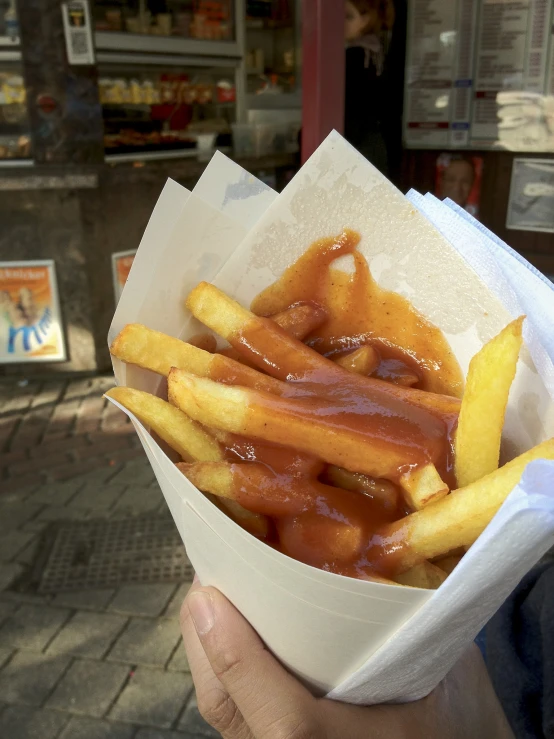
108;132;554;702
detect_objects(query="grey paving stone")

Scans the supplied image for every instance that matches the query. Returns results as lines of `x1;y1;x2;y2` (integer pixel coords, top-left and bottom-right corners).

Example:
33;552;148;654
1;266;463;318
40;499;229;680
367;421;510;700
0;562;24;591
0;651;71;705
110;460;155;487
0;646;12;668
0;598;17;625
107;618;181;668
37;505;93;522
0;531;35;561
112;485;162;514
27;482;83;507
52;589;115;611
0;603;70;651
70;465;124;486
14;536;41;566
108;584;177;618
69;483;126;511
0;501;43;532
163;582;192;620
167;641;189;673
59;716;136;739
47;611;127;658
110;667;192;728
178;693;220;737
21;519;51;533
0;705;69;739
46;658;130;717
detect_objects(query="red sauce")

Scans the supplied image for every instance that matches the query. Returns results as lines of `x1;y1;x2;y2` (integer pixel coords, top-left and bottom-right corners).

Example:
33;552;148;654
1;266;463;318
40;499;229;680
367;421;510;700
210;230;463;578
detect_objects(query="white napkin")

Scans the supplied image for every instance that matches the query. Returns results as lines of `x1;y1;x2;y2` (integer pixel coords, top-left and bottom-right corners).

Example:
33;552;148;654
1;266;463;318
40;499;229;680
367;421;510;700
328;195;554;703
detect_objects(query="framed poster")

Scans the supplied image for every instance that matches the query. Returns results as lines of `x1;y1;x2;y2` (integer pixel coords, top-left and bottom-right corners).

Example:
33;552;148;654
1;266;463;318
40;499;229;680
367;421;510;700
435;153;483;218
506;158;554;232
0;260;66;363
112;250;136;304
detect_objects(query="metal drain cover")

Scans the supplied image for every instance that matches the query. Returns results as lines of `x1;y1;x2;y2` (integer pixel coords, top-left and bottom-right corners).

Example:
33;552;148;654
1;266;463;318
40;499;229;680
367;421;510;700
31;512;193;594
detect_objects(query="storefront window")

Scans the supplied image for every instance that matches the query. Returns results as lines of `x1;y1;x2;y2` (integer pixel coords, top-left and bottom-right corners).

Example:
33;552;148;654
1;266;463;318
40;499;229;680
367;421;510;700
99;62;236;156
93;0;235;41
0;65;31;160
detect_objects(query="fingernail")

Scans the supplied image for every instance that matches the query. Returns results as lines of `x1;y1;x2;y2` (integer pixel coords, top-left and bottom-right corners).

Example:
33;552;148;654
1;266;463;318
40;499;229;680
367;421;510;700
188;591;214;636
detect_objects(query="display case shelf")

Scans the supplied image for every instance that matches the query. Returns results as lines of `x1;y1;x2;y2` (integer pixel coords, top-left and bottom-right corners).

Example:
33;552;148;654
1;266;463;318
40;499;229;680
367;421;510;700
95;31;241;59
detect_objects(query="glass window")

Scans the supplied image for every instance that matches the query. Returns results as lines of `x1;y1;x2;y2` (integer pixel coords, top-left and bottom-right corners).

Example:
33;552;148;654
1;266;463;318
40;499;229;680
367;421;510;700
98;62;236;156
93;1;235;41
0;64;32;161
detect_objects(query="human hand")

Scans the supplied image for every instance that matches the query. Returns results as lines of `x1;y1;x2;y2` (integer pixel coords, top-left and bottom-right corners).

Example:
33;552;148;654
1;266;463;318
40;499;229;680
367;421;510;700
180;581;514;739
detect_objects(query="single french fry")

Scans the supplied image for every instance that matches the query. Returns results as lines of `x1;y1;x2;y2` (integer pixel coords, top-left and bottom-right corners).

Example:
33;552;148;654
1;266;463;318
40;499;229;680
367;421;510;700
433;554;463;576
333;345;380;375
400;463;449;511
106;386;269;539
455;317;524;487
326;465;400;511
105;387;221;463
188;333;217;352
375;438;554;573
110;323;283;395
395;561;447;589
269;303;327;340
168;369;446;480
186;282;460;419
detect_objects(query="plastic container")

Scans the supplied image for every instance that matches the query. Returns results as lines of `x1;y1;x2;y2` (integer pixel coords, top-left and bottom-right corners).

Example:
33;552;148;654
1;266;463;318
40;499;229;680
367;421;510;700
231;123;256;157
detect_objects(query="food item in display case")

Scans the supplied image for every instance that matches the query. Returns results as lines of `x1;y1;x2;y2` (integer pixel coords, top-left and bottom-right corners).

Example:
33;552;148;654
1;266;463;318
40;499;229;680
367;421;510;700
107;228;552;588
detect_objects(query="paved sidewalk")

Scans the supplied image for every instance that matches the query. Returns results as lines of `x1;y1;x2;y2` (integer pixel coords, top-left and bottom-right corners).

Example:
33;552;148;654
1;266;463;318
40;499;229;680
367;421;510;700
0;377;220;739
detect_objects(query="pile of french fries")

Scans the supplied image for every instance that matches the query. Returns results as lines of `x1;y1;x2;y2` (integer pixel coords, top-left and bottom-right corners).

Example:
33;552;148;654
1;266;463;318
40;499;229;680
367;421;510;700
107;278;554;589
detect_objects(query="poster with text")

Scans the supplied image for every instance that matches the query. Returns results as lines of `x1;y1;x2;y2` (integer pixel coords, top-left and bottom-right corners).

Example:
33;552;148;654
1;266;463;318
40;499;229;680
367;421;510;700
435;153;483;217
0;261;66;363
112;250;136;304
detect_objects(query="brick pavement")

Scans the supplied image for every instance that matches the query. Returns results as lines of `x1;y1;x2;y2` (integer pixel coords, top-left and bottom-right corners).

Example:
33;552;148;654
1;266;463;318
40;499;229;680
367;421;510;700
0;377;221;739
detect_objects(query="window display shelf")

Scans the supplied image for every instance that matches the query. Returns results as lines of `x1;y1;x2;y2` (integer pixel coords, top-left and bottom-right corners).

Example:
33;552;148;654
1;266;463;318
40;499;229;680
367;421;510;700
95;31;241;59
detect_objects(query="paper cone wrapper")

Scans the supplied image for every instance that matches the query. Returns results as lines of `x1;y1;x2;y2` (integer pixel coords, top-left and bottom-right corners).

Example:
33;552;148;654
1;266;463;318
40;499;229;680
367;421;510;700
108;135;554;703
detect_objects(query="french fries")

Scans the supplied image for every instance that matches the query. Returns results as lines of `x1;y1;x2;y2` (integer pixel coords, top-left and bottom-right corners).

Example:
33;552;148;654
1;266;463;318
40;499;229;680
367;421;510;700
105;386;269;539
186;282;461;420
455;317;523;487
333;345;380;375
105;386;221;463
270;303;327;340
109;263;549;591
167;368;447;481
400;463;449;511
374;438;554;573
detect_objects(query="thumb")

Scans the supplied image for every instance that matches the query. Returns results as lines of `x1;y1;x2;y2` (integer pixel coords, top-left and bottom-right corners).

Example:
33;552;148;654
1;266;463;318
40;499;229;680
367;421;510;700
187;586;319;739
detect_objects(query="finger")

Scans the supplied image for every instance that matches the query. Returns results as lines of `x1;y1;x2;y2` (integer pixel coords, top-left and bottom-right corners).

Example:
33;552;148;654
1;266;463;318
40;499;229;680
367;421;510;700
187;586;319;739
181;583;252;739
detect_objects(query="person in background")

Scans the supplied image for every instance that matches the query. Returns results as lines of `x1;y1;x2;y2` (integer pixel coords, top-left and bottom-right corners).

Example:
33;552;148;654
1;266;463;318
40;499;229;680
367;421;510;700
344;0;396;176
438;155;476;209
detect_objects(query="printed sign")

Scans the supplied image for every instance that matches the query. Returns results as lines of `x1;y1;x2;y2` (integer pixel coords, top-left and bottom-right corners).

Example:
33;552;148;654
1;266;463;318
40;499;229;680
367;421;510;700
506;158;554;232
112;250;136;304
0;261;66;363
435;153;483;218
61;0;95;66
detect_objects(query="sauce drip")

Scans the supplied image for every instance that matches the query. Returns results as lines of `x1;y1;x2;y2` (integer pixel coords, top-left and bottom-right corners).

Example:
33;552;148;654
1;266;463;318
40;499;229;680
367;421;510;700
251;229;463;398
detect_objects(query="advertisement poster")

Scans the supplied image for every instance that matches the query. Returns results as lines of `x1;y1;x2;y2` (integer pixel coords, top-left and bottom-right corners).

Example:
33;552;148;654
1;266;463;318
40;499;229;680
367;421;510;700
0;261;66;364
506;158;554;232
435;153;483;217
112;250;136;304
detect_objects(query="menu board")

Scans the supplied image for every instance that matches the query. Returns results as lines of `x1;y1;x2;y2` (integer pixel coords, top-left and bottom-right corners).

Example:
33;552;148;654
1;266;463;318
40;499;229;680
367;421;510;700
404;0;554;151
0;261;66;364
112;250;136;303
